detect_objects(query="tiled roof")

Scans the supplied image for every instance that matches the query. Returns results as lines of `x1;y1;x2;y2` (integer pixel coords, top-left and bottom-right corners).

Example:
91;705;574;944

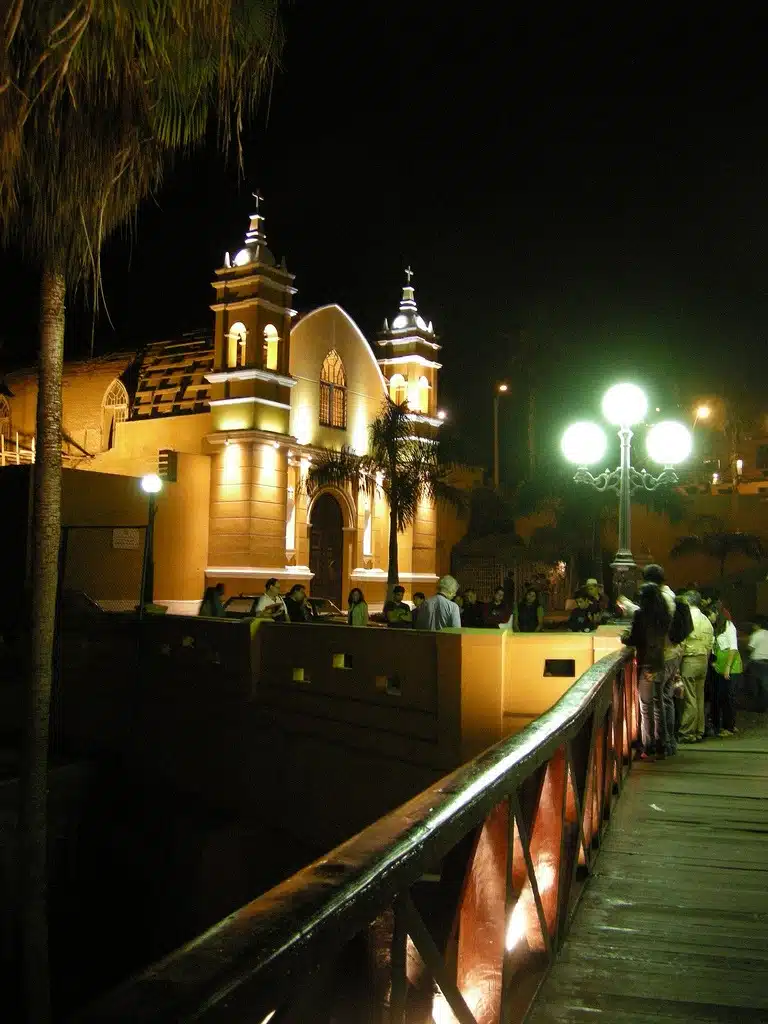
131;332;214;420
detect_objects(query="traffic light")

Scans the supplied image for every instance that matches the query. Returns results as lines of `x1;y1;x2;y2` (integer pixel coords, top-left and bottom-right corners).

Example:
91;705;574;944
158;449;178;483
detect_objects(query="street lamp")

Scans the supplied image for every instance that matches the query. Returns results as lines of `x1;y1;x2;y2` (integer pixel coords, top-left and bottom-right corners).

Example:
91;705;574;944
139;473;163;619
493;382;509;489
561;383;692;607
693;404;711;428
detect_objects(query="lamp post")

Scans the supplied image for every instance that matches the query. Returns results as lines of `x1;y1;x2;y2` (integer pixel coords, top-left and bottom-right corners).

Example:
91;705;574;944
561;383;692;607
693;404;711;429
139;473;163;619
493;382;509;489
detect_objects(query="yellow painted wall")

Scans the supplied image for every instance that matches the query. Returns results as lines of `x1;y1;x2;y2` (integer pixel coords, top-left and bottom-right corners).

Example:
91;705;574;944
84;412;212;477
154;453;211;605
5;354;134;453
289;305;388;452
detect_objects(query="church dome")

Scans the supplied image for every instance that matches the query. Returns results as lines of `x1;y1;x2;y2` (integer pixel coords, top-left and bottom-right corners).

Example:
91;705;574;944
385;269;434;336
225;193;275;269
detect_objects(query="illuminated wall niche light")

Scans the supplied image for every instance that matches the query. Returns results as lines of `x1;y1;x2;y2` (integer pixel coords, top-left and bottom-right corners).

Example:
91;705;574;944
227;322;247;368
222;441;243;484
263;324;279;371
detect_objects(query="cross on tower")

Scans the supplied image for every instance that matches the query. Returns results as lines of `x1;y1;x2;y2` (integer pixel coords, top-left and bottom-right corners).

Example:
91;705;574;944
252;190;264;216
404;266;413;284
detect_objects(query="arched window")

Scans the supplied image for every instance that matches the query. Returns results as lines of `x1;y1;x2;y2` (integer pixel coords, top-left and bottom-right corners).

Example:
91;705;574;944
389;373;406;405
263;324;279;371
0;395;10;440
227;322;247;369
320;350;347;429
417;375;430;414
102;379;129;451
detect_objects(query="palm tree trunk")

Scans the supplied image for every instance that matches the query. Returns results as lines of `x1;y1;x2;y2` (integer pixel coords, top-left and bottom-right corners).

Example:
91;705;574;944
386;504;399;601
20;259;65;1024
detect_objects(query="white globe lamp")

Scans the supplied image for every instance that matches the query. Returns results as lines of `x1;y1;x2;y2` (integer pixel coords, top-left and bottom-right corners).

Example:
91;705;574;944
561;422;607;466
601;383;647;427
141;473;163;494
646;420;692;466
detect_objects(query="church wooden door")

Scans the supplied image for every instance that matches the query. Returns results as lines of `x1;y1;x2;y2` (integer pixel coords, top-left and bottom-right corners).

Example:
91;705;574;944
309;493;343;608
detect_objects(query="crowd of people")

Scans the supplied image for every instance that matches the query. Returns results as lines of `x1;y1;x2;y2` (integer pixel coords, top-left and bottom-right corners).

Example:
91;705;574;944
618;563;768;760
199;572;768;749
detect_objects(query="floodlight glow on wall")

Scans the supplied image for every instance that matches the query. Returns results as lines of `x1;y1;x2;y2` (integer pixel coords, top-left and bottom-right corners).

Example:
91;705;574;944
601;383;647;427
561;421;608;466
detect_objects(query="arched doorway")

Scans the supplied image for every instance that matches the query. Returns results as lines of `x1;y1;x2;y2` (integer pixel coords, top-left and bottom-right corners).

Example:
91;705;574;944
309;492;344;608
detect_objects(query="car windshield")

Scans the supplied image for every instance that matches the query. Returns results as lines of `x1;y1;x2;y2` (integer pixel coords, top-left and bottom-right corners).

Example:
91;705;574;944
310;598;343;616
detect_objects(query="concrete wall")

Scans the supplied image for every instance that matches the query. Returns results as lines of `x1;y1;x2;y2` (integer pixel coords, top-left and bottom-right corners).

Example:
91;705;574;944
58;616;624;853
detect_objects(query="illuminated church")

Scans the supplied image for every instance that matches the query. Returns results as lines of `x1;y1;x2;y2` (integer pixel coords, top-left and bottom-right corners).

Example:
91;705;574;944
1;199;463;611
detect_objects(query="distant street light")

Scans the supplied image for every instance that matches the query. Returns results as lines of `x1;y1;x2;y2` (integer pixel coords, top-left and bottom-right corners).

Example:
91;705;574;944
493;382;509;489
562;383;692;606
139;473;163;619
694;404;711;427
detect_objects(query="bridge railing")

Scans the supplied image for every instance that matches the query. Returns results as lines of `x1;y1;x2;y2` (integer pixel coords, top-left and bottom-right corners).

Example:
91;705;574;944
71;648;637;1024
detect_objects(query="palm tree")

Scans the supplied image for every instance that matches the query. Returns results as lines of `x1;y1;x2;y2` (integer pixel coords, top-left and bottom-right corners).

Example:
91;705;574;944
670;528;765;578
307;399;463;599
1;5;282;1020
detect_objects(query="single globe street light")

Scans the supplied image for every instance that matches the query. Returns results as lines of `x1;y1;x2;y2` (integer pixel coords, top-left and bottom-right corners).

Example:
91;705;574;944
141;472;163;494
561;384;692;611
139;473;163;618
493;382;510;489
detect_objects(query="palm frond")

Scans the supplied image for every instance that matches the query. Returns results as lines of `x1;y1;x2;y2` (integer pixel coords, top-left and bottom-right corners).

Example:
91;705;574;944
1;0;283;286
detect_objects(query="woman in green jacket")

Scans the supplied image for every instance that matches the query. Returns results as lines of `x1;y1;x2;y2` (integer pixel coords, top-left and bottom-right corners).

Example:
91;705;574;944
347;588;369;627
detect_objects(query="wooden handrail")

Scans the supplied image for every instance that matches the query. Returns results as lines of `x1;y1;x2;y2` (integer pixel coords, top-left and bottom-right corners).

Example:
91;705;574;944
70;648;635;1024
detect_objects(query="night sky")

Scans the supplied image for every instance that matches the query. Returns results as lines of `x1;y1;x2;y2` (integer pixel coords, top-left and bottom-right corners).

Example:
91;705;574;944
2;6;767;478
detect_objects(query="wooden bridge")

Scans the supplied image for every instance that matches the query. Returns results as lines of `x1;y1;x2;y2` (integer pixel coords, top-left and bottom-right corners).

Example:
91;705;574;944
529;715;768;1022
69;650;768;1023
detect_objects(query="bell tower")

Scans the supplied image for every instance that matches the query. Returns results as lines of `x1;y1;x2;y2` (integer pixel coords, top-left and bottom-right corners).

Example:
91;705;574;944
377;268;443;429
206;193;297;435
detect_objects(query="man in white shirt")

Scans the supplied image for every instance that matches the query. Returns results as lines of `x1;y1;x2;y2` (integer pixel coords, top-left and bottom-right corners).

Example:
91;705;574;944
255;578;287;621
747;619;768;712
678;591;714;742
415;575;462;631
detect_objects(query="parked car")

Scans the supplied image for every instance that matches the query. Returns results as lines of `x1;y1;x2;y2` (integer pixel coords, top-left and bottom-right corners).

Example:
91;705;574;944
222;593;383;625
306;597;347;624
222;594;262;619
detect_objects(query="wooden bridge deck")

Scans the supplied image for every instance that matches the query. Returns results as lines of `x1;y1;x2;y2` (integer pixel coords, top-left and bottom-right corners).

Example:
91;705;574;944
529;712;768;1023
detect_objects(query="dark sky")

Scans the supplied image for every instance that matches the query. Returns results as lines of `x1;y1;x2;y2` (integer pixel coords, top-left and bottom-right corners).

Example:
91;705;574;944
2;5;768;477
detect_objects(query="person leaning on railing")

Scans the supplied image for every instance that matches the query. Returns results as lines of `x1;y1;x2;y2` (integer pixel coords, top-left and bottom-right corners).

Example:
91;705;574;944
622;582;674;760
711;610;741;736
678;591;714;743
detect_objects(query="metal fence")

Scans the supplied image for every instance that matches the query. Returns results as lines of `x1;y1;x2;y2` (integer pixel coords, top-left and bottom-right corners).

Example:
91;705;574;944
452;554;570;611
60;524;147;613
71;648;637;1024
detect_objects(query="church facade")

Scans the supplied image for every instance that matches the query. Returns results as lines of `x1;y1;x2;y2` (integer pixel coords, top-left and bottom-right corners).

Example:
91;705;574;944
1;201;464;611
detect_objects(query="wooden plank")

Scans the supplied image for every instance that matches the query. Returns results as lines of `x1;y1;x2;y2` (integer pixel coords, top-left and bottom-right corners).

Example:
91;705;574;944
528;715;768;1022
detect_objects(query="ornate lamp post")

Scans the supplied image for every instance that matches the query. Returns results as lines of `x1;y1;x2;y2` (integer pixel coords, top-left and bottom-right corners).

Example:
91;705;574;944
139;472;163;619
561;383;692;606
